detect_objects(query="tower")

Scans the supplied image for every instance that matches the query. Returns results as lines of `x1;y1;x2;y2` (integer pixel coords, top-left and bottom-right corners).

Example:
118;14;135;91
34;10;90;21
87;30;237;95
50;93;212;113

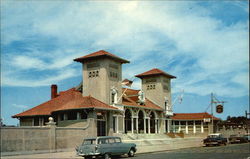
74;50;129;105
135;68;176;114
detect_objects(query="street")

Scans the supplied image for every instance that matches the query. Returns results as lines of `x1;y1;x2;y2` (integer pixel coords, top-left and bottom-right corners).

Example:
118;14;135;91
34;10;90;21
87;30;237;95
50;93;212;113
126;143;250;159
2;143;250;159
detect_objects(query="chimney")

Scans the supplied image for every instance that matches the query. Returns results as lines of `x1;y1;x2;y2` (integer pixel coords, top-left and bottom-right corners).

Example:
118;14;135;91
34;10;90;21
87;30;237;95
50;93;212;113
51;84;58;99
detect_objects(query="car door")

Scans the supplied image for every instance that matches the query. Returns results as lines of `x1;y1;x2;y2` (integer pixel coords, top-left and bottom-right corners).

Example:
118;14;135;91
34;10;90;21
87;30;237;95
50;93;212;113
98;138;109;154
115;138;129;154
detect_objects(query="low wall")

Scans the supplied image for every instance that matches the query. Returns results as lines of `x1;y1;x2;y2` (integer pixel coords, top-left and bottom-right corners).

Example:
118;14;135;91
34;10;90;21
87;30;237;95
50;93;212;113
1;127;50;152
217;128;248;138
1;119;96;155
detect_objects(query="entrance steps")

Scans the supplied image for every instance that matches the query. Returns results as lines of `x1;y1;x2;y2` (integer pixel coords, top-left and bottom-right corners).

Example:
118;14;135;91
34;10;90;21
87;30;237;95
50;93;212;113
114;133;204;153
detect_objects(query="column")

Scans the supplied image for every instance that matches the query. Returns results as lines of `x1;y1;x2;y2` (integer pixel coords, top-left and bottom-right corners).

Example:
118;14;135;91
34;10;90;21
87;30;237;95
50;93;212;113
173;121;175;133
148;118;151;134
41;118;44;126
116;116;119;133
46;117;56;152
193;120;196;134
155;119;158;134
122;115;125;133
164;120;166;133
185;121;188;134
201;121;204;133
64;113;68;120
58;114;61;122
167;120;170;133
135;116;139;134
178;121;181;132
77;112;81;120
131;117;134;134
144;118;146;134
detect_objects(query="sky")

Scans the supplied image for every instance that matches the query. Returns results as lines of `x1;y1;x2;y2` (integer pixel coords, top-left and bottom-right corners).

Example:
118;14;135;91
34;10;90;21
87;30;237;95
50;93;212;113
1;0;249;125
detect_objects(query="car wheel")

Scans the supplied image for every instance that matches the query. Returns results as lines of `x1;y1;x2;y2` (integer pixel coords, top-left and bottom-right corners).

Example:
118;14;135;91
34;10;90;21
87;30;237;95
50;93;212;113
128;148;135;157
103;153;110;159
85;156;92;159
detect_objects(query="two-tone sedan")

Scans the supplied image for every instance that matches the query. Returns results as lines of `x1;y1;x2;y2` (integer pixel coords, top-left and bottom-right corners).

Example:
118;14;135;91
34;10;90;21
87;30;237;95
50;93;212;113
76;136;137;159
203;133;228;146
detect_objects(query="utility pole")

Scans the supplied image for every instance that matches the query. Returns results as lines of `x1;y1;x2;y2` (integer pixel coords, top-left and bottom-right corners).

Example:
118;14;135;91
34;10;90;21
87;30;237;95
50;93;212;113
210;93;226;133
211;93;214;133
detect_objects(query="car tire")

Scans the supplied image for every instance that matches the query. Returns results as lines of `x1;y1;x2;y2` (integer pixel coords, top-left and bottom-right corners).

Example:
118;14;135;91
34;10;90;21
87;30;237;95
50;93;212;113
103;153;110;159
128;148;135;157
85;156;92;159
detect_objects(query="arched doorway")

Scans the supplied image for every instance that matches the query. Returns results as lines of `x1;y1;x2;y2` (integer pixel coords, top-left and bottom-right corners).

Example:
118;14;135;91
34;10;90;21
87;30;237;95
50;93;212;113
138;110;144;133
125;109;132;133
150;112;155;133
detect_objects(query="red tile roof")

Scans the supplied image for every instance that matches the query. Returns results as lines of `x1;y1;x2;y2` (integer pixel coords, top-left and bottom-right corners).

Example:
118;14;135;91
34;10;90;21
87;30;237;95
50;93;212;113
122;88;163;110
74;50;130;63
171;112;220;120
122;88;140;96
135;68;176;79
12;88;117;118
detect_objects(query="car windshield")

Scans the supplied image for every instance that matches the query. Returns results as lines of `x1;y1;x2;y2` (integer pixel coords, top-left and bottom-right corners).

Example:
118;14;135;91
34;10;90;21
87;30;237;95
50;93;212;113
83;139;96;145
208;135;219;138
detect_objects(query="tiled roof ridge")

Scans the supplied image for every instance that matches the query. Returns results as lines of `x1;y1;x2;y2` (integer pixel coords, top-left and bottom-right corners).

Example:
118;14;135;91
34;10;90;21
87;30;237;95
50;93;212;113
172;112;220;120
135;68;176;78
12;88;78;118
74;50;129;63
174;112;210;115
145;98;164;110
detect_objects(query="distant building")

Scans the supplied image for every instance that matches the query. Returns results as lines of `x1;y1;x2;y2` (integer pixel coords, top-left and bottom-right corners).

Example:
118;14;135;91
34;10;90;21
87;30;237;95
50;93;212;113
13;50;219;136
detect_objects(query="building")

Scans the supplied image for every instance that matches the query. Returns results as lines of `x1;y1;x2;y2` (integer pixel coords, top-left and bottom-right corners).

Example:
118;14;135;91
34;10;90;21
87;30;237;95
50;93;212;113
13;50;219;136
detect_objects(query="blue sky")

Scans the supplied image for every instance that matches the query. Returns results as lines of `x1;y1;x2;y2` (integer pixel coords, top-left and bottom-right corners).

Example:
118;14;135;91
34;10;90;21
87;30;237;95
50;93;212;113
1;0;249;125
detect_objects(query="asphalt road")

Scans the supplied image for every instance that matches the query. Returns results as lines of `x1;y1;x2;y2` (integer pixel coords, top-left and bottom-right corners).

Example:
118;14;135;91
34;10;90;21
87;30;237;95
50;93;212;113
125;143;250;159
2;143;250;159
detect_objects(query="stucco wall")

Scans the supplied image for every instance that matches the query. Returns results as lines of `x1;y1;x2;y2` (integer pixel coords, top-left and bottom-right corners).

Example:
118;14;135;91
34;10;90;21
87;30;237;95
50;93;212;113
1;127;50;152
217;127;248;138
57;119;88;127
1;119;96;153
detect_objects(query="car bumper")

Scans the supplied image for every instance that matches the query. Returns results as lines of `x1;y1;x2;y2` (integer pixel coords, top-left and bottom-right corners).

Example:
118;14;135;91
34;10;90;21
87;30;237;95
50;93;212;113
77;152;101;157
204;142;218;145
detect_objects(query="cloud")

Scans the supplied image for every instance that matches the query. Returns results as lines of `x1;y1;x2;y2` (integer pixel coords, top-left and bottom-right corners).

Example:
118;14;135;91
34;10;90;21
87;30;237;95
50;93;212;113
1;1;249;98
12;104;28;109
1;68;79;87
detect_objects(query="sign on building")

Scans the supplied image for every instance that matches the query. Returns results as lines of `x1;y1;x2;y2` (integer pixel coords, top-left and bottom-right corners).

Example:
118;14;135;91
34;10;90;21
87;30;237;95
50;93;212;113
203;118;211;122
216;105;223;113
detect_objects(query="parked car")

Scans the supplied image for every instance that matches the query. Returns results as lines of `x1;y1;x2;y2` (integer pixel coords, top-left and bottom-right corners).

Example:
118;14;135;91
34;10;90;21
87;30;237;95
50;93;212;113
76;136;137;159
228;135;248;144
243;134;250;142
203;133;227;146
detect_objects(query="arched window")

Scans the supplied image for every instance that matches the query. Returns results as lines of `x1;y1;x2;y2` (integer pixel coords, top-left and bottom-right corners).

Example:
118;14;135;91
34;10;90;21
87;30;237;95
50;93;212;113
111;88;118;104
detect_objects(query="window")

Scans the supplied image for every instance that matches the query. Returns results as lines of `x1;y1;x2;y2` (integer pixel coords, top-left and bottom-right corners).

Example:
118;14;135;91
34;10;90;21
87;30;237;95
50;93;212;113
81;111;88;119
147;84;156;90
67;111;77;120
34;118;39;126
108;138;115;143
163;85;169;91
98;139;108;144
111;93;115;103
114;138;121;143
88;70;99;78
83;139;96;145
113;116;116;132
111;88;118;104
110;71;118;78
